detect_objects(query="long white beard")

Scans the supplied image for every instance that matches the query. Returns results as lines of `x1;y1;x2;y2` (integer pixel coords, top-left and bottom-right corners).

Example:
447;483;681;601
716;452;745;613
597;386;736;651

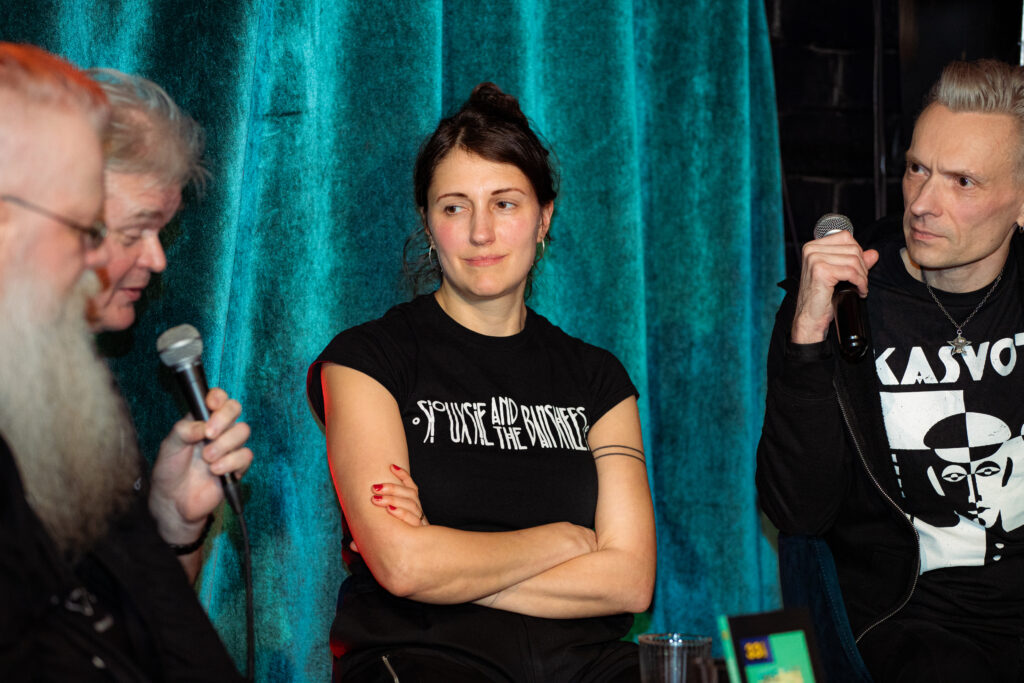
0;268;140;557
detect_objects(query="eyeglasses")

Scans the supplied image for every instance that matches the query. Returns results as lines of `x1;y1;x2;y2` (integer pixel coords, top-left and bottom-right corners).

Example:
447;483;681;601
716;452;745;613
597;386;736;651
0;194;107;249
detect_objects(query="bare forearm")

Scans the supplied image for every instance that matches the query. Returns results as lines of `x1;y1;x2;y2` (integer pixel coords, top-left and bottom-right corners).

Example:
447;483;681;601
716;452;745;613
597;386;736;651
476;547;655;618
364;520;595;604
470;398;655;619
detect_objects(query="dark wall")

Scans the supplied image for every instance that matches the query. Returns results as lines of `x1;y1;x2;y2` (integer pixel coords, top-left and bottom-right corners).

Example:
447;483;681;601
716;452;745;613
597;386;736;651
767;0;1023;276
899;1;1022;140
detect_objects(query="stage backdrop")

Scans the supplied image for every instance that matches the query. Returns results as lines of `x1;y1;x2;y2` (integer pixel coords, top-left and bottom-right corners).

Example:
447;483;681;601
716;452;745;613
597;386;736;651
1;1;783;679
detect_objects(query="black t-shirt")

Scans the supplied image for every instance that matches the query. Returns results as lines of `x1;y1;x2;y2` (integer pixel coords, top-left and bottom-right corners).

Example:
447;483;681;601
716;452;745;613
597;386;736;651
869;239;1024;633
307;294;639;680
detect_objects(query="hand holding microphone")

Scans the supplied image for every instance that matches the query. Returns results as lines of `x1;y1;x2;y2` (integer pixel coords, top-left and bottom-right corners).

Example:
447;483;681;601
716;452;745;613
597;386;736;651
791;213;879;359
156;324;249;515
156;325;256;679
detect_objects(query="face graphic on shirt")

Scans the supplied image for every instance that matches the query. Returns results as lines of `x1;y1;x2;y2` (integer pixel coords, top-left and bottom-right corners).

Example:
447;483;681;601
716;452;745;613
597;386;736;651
922;412;1024;532
878;354;1024;571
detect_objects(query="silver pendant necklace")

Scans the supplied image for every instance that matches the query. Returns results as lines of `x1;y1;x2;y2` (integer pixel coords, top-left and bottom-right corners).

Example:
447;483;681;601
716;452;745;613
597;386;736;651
924;269;1003;355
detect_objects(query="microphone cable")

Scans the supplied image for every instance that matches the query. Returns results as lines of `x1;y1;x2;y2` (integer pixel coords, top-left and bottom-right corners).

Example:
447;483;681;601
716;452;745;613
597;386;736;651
223;482;254;683
157;325;255;682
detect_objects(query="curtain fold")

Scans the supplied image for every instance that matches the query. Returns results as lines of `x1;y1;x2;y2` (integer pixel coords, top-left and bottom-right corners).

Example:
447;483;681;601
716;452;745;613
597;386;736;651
1;1;783;679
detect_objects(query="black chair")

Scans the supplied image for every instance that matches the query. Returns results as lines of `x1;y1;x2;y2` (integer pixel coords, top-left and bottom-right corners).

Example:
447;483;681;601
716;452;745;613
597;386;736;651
777;533;873;682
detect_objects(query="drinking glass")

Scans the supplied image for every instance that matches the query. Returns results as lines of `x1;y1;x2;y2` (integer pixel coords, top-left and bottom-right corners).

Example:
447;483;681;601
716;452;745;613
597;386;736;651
638;633;716;683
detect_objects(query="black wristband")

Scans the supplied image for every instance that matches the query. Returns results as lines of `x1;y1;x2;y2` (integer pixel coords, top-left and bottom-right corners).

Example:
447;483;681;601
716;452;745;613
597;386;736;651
168;514;214;556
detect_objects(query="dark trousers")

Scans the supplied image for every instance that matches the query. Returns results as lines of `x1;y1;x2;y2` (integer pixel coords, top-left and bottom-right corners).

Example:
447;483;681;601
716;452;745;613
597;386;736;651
334;643;641;683
859;611;1024;682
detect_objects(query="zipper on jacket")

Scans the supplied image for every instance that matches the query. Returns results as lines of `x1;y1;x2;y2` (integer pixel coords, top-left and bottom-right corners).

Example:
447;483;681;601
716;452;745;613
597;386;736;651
834;386;921;643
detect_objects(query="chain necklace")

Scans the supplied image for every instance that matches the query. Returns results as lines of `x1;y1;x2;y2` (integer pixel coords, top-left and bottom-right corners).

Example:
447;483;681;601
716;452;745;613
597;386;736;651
924;269;1004;355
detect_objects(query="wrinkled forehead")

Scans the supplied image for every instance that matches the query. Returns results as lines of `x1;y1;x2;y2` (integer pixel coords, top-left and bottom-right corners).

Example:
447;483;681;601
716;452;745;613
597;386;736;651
102;171;183;225
911;103;1024;181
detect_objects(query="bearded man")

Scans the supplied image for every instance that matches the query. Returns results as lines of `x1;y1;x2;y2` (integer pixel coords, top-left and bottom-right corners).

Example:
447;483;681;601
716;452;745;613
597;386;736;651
0;43;245;681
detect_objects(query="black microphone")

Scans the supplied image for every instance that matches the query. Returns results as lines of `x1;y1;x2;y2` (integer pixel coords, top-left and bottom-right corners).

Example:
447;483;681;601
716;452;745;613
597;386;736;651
157;324;244;513
814;213;869;360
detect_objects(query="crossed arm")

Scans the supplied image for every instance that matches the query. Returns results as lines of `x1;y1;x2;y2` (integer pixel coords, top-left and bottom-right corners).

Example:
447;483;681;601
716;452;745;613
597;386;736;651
321;364;656;618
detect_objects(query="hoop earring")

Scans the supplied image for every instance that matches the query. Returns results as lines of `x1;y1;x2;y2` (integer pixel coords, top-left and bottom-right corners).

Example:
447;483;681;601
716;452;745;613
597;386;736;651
428;243;441;272
535;238;546;262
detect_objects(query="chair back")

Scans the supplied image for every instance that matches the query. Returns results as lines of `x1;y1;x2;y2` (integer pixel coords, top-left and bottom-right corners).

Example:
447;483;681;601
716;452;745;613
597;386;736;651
777;533;873;682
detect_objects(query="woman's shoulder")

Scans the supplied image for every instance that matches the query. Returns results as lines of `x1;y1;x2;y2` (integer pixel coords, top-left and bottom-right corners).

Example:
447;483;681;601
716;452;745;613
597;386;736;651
526;309;639;418
318;296;433;362
526;308;625;365
306;296;435;423
526;309;635;387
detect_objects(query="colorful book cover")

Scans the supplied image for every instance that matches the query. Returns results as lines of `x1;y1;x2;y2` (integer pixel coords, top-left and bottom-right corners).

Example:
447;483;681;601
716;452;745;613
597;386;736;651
717;609;823;683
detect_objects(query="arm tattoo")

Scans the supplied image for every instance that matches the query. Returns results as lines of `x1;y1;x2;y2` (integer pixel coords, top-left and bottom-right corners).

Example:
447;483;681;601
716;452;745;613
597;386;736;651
591;444;646;465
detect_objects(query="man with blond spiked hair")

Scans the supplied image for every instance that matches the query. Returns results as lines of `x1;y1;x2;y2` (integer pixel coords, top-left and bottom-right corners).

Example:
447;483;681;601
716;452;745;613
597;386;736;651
759;59;1024;680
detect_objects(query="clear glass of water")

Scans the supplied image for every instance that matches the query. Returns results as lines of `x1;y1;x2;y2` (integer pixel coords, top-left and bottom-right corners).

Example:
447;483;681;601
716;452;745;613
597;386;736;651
639;633;716;683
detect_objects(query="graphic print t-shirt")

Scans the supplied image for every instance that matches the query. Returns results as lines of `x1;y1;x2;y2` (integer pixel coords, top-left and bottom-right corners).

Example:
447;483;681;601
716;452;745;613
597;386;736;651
869;239;1024;631
306;294;639;670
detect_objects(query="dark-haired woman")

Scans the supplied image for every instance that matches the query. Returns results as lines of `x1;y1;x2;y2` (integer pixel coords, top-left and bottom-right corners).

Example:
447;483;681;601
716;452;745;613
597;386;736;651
307;83;655;682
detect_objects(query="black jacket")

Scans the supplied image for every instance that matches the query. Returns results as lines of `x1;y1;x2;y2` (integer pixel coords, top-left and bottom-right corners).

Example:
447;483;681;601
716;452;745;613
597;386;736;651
756;229;1024;640
0;436;242;682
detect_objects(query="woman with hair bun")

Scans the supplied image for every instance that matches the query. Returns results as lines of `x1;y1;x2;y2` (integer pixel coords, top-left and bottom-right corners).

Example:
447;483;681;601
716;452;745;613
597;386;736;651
307;82;655;682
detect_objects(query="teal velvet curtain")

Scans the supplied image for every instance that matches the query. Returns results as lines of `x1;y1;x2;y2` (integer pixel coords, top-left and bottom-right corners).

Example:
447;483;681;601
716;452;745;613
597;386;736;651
1;1;783;679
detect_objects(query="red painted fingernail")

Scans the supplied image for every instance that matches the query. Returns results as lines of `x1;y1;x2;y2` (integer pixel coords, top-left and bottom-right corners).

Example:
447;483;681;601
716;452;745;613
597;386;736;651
387;505;396;511
391;464;402;471
372;484;383;492
372;495;382;502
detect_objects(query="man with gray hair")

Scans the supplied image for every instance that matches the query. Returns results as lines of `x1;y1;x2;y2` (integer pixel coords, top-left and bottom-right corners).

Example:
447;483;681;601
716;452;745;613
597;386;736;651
758;58;1024;680
0;44;242;680
84;68;252;584
85;68;205;334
